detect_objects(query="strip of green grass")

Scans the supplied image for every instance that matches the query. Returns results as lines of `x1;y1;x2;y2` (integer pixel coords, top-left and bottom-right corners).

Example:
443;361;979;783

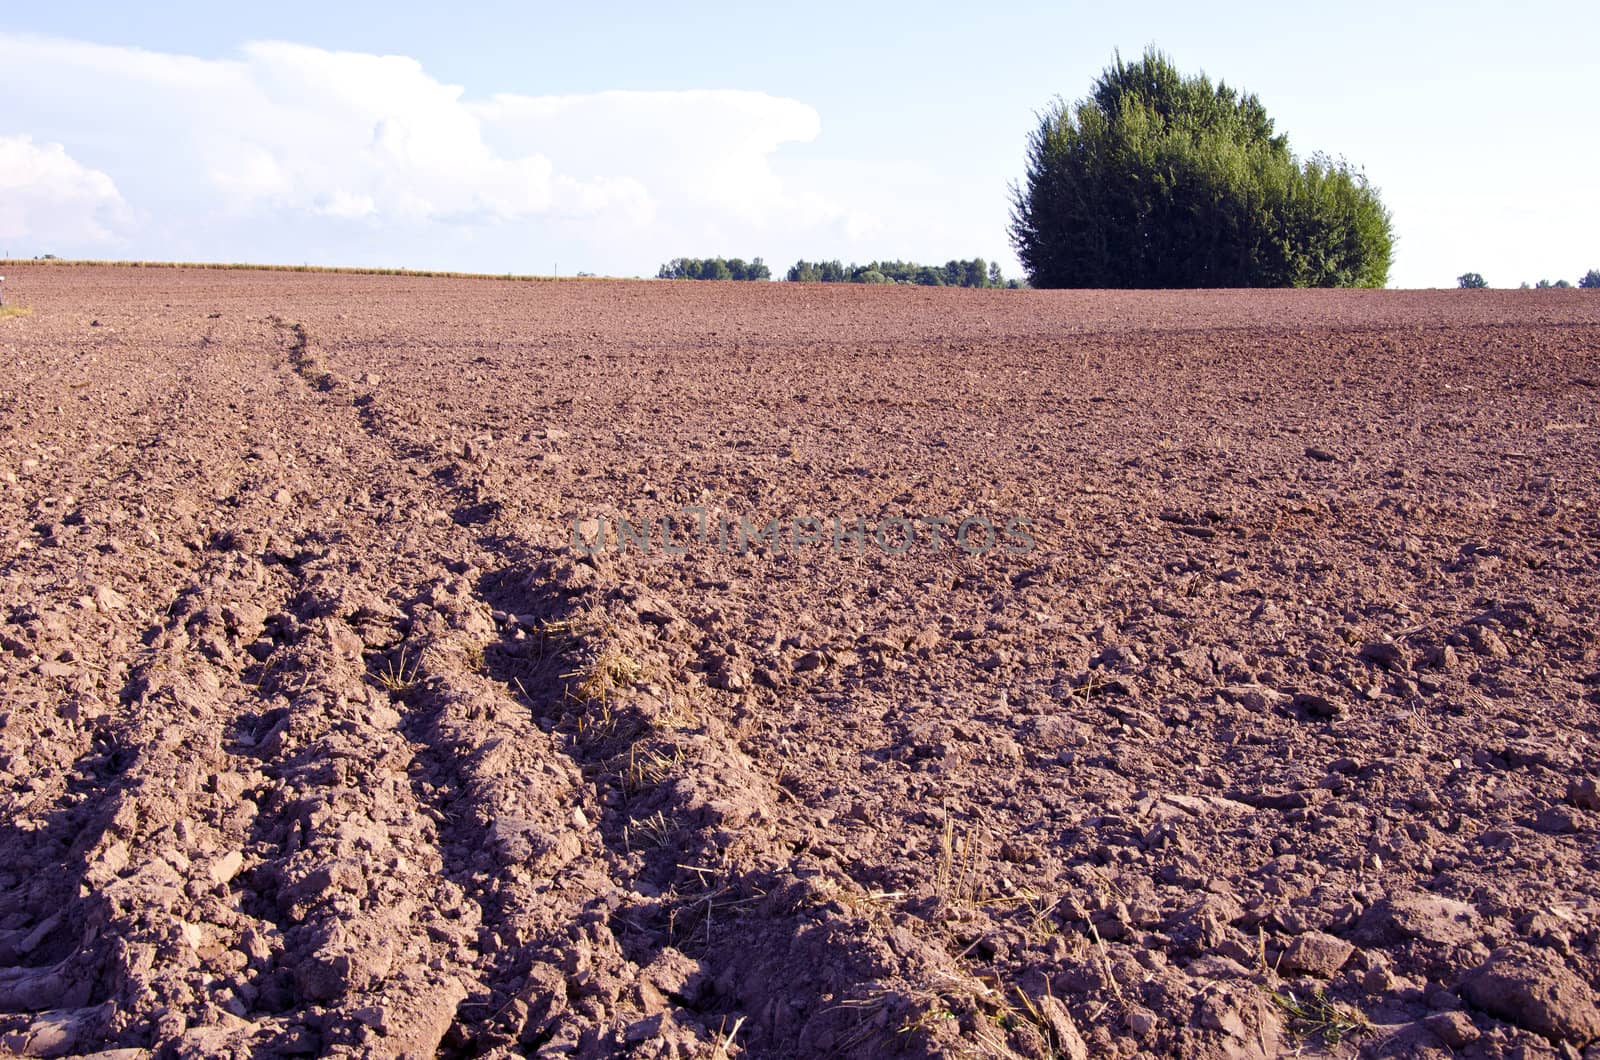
1;259;610;283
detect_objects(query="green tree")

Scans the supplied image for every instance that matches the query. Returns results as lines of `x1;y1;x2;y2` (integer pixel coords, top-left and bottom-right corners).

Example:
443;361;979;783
1580;269;1600;289
1457;272;1488;289
1009;49;1394;289
788;259;848;282
948;258;988;287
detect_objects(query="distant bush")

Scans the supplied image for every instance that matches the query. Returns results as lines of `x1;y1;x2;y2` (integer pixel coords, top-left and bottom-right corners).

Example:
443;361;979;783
1457;272;1488;289
1580;269;1600;289
1534;279;1573;289
785;257;1004;287
657;257;770;281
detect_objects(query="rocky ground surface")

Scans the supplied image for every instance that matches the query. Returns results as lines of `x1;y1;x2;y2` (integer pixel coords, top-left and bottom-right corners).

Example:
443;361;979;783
1;265;1598;1059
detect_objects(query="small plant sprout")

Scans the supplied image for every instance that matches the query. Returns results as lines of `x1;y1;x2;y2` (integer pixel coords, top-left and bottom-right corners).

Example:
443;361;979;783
1271;988;1370;1047
374;646;420;695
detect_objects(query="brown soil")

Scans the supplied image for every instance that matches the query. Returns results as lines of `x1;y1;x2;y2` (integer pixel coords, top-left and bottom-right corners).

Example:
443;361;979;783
2;266;1599;1059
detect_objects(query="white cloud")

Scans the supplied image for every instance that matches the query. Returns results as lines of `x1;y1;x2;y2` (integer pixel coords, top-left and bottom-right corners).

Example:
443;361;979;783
0;134;127;244
474;90;825;226
0;33;847;265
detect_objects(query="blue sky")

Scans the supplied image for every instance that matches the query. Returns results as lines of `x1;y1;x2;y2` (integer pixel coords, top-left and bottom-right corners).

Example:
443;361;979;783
2;1;1596;287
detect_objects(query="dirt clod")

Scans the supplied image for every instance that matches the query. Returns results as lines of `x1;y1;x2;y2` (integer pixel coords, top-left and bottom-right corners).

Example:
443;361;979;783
1460;944;1600;1044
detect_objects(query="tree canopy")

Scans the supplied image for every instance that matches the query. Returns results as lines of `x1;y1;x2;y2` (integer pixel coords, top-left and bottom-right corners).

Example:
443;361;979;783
1009;49;1394;289
657;257;770;281
785;258;1009;287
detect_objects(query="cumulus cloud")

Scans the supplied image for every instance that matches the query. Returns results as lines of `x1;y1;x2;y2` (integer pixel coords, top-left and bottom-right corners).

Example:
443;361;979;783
474;90;825;226
0;134;127;244
0;32;862;265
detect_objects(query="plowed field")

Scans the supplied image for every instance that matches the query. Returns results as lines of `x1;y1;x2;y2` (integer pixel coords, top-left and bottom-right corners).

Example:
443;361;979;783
2;266;1599;1058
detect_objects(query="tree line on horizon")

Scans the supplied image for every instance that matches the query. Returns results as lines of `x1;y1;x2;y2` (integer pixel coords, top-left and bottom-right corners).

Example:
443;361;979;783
665;52;1394;291
657;257;772;281
656;256;1020;288
1458;270;1600;289
785;258;1018;287
665;51;1597;292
